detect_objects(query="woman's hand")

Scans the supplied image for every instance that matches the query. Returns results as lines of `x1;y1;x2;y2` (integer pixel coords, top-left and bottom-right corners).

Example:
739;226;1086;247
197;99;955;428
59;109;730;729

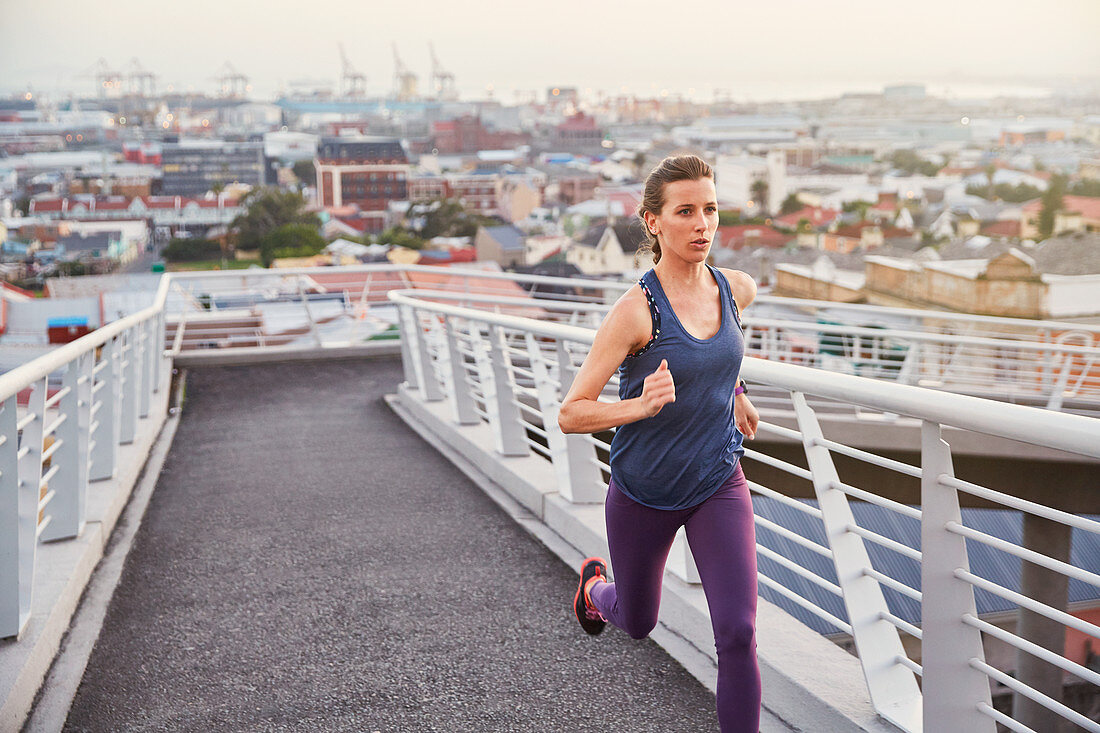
641;359;676;417
735;393;759;440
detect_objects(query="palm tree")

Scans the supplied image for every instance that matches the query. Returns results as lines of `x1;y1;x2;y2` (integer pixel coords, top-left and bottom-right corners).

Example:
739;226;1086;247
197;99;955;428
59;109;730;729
751;179;769;215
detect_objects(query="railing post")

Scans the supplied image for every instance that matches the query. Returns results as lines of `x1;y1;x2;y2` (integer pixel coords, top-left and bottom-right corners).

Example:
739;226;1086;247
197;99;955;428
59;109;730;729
526;334;604;503
792;391;922;731
0;395;28;638
40;353;93;542
90;337;120;481
154;306;166;393
119;327;139;444
480;325;528;457
897;343;921;386
555;340;577;401
12;379;46;638
402;306;443;402
443;317;479;425
921;420;995;732
397;304;419;389
298;276;323;347
139;318;153;418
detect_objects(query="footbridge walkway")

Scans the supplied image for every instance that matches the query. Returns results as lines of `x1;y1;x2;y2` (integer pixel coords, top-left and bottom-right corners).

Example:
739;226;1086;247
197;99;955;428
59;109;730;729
1;266;1098;732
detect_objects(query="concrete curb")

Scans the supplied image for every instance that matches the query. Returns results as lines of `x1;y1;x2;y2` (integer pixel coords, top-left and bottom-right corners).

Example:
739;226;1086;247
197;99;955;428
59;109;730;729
387;383;899;733
0;369;174;733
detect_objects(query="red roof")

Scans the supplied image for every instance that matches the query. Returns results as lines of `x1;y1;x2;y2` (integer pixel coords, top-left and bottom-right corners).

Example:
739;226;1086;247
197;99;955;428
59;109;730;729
604;190;642;216
557;113;597;131
715;225;791;250
29;199;64;212
417;248;478;265
981;220;1022;237
93;199;132;210
1022;195;1100;219
142;197;182;209
31;195;240;215
335;216;371;233
1062;195;1100;219
774;206;840;229
834;223;874;238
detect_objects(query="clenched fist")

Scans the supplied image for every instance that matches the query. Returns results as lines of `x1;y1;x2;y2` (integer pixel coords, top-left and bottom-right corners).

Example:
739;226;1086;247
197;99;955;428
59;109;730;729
641;359;676;417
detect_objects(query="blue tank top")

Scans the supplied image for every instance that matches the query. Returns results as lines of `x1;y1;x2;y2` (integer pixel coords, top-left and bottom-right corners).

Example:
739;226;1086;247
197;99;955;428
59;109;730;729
608;265;746;510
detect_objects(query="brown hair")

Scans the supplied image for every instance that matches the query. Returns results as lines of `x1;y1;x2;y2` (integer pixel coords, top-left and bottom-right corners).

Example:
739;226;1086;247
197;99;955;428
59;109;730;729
636;154;715;265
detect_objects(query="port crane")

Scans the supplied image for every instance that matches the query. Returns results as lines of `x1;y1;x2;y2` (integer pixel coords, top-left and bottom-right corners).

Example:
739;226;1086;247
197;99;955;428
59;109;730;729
213;61;250;98
428;43;456;101
339;43;367;98
124;58;157;97
391;44;418;101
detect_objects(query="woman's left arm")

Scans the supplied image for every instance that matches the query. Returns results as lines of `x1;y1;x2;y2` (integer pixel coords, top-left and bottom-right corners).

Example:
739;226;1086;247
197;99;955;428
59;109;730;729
720;268;760;439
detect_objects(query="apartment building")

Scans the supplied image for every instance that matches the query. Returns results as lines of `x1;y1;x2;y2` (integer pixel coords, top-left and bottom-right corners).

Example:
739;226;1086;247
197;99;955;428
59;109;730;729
315;137;410;234
161;141;266;196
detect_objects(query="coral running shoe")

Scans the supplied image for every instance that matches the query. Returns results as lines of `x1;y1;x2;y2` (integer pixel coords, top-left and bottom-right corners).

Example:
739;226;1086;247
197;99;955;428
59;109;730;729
574;557;608;635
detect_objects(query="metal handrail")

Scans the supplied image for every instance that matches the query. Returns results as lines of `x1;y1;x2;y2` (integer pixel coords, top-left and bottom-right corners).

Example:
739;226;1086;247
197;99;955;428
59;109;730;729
0;275;170;403
388;290;1100;460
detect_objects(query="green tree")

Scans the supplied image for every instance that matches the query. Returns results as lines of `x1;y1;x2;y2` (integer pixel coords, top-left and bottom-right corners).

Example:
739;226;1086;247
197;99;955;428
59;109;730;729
779;193;803;216
292;160;316;188
162;238;223;262
717;210;741;226
889;149;942;177
259;222;326;266
1069;179;1100;197
376;227;425;250
842;200;873;220
984;163;997;199
54;261;88;277
966;182;1043;203
231;188;321;253
413;198;494;239
1038;174;1068;240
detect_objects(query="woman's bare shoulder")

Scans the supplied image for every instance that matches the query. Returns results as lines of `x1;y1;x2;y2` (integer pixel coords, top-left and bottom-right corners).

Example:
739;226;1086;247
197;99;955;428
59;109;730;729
717;268;757;309
600;284;653;352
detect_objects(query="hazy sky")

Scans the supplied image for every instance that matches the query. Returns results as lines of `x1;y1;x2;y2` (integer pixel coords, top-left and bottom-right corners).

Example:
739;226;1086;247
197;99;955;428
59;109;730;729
2;0;1098;102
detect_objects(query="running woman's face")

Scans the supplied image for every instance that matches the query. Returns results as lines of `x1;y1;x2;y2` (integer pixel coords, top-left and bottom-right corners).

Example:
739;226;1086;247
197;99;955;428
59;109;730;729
646;177;719;265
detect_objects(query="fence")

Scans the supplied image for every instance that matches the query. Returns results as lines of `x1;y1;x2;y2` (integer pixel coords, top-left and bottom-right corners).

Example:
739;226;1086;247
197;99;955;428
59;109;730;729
0;277;169;639
390;287;1100;733
163;266;1100;417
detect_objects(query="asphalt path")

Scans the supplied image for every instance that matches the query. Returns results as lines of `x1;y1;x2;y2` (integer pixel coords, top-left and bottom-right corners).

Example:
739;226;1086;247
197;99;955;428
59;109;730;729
64;358;720;732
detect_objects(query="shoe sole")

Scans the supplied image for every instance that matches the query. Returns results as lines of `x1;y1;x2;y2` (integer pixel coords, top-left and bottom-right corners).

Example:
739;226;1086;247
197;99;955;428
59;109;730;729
574;556;607;636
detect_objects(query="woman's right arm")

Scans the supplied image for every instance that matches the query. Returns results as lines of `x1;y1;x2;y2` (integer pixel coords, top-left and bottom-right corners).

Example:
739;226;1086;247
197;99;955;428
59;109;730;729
557;288;676;434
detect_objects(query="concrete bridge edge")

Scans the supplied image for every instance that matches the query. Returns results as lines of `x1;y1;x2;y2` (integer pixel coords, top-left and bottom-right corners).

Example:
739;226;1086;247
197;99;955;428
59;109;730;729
0;370;179;733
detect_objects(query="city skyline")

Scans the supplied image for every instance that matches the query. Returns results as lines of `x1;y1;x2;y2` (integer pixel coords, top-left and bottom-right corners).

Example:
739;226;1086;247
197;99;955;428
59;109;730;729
2;0;1099;103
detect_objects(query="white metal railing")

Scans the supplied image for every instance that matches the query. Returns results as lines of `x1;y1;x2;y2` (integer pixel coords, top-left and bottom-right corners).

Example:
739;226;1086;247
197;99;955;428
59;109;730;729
390;288;1100;733
4;264;1100;727
160;266;1100;417
0;276;170;639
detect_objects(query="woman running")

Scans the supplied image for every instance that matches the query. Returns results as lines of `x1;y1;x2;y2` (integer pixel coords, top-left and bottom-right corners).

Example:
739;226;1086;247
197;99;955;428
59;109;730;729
558;154;761;732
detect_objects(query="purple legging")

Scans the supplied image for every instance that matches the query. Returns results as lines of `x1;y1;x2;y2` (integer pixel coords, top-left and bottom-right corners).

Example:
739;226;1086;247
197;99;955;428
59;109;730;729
588;464;761;733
